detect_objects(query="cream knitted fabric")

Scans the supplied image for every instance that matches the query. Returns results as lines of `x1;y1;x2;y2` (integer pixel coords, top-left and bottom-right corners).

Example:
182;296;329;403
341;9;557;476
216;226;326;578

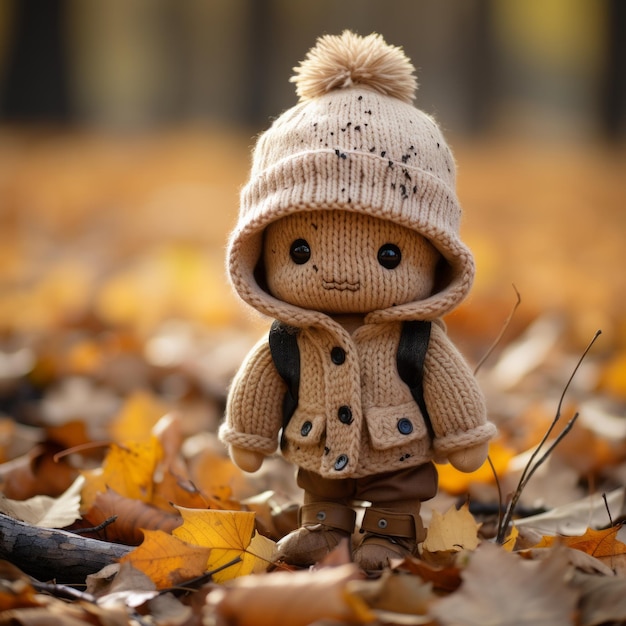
228;30;474;327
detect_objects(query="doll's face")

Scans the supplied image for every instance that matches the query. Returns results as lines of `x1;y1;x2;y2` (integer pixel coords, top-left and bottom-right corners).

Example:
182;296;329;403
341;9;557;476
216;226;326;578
263;210;440;314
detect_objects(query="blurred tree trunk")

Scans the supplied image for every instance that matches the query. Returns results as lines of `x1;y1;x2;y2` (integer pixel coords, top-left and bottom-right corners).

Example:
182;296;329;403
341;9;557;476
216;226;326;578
0;0;71;122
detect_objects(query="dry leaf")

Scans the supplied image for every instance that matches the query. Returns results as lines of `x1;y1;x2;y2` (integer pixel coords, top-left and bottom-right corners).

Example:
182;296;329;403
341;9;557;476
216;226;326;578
573;571;626;626
421;503;480;566
0;475;83;528
172;507;276;582
81;436;163;511
207;564;374;626
431;543;578;626
514;488;624;536
533;525;626;574
119;529;212;589
81;488;182;545
108;389;170;444
392;556;462;593
348;569;434;616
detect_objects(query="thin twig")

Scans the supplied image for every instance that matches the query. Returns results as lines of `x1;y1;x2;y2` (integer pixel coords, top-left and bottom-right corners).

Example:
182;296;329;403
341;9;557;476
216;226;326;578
30;579;96;603
71;516;118;535
158;556;243;595
474;284;521;375
487;454;504;533
602;493;614;527
495;330;602;544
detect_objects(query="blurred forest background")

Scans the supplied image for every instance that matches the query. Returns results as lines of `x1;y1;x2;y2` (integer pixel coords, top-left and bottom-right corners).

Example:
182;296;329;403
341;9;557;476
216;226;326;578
0;0;625;443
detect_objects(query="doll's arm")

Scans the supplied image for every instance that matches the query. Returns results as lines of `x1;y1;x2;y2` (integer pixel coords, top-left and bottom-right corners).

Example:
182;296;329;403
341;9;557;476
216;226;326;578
219;335;286;472
423;323;496;471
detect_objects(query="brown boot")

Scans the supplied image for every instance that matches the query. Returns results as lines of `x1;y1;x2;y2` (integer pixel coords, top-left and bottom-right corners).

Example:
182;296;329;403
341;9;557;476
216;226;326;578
353;501;426;572
276;502;356;566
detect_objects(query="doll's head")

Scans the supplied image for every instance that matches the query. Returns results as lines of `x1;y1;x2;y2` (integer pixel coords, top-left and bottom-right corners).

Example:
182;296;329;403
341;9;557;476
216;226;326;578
264;209;439;314
228;31;476;324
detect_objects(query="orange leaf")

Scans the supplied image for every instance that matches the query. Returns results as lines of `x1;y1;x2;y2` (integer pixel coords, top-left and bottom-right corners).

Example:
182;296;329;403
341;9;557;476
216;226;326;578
534;525;626;571
119;529;211;589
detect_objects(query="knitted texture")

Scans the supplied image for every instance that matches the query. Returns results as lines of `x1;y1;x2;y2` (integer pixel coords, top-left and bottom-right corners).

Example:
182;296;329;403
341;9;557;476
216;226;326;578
220;318;495;479
220;31;496;483
228;30;474;327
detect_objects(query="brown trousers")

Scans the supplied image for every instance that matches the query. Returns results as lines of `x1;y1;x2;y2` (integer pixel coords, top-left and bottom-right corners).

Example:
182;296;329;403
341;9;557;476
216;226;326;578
297;462;438;506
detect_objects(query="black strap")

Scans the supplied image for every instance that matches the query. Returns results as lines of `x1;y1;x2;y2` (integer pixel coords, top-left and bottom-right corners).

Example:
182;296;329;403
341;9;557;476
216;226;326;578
396;320;435;441
268;320;300;431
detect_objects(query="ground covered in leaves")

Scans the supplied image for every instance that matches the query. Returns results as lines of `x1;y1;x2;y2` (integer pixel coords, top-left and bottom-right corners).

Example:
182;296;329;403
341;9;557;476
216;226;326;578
1;127;626;625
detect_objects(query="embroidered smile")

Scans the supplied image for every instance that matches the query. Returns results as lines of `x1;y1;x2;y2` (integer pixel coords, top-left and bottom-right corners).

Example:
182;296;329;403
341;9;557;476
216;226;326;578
322;280;361;292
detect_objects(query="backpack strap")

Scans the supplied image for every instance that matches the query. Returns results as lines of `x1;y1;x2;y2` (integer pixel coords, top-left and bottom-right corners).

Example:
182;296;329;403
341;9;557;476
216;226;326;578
396;320;435;441
268;320;301;431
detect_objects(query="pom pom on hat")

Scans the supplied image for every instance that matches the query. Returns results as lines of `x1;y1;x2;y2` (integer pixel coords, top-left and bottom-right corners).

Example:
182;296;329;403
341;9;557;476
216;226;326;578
290;30;417;104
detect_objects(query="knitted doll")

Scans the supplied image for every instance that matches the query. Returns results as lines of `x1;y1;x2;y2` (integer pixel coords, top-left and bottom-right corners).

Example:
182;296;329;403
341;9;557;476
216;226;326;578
220;31;497;571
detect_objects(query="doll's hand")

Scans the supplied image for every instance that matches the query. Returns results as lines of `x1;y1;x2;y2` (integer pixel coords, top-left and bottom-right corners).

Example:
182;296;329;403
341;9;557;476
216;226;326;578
230;445;265;472
448;443;489;472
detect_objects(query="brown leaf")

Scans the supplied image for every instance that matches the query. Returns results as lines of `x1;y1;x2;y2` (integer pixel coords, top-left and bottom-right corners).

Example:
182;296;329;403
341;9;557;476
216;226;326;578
392;556;462;593
81;488;182;545
431;543;578;626
573;571;626;626
207;564;374;626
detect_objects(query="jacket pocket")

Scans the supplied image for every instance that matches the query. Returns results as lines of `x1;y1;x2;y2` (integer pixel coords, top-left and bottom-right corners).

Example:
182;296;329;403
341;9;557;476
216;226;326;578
283;410;326;446
364;402;427;451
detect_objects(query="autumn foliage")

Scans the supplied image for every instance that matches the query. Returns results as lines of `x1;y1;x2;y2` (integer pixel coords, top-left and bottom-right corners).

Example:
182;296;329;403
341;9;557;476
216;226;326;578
1;130;626;625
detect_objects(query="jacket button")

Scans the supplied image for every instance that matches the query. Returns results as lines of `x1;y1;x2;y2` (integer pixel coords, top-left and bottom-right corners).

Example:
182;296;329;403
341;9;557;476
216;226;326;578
334;454;349;471
331;347;346;365
397;418;413;435
338;405;353;424
301;421;313;436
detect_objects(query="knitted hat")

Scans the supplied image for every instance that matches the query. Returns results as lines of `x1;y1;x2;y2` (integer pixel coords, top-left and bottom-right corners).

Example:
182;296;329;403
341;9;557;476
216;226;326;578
228;30;475;323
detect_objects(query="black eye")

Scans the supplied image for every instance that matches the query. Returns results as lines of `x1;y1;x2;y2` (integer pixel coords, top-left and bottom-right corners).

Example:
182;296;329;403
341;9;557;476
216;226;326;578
377;243;402;269
290;239;311;264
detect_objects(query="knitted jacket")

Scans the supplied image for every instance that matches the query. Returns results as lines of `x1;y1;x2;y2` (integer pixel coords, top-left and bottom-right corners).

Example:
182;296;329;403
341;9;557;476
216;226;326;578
220;313;495;479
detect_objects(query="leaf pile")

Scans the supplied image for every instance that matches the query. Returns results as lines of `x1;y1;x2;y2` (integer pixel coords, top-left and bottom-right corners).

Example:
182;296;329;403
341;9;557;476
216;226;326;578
1;130;626;625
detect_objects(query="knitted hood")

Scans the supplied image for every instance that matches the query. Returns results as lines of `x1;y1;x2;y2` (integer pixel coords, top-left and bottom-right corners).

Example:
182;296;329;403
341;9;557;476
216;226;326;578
227;31;475;330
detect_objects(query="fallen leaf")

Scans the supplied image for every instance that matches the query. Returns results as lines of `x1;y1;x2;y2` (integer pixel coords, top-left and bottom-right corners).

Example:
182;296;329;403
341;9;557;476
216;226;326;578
81;488;182;545
392;556;462;593
207;564;374;626
0;561;40;611
173;507;276;582
0;475;83;528
81;436;163;511
108;389;170;444
533;525;626;574
431;543;579;626
348;569;434;616
514;488;624;536
421;502;480;566
573;570;626;626
119;529;212;589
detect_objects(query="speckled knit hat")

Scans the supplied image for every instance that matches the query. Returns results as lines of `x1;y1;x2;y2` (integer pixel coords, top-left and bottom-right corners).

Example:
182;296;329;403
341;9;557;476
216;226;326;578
228;30;475;321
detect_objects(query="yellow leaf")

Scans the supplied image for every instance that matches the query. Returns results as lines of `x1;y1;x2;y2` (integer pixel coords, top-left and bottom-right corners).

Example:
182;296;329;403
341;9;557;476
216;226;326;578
502;524;519;552
119;529;211;589
436;441;514;495
173;507;276;582
81;436;163;511
422;503;481;566
108;389;170;443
